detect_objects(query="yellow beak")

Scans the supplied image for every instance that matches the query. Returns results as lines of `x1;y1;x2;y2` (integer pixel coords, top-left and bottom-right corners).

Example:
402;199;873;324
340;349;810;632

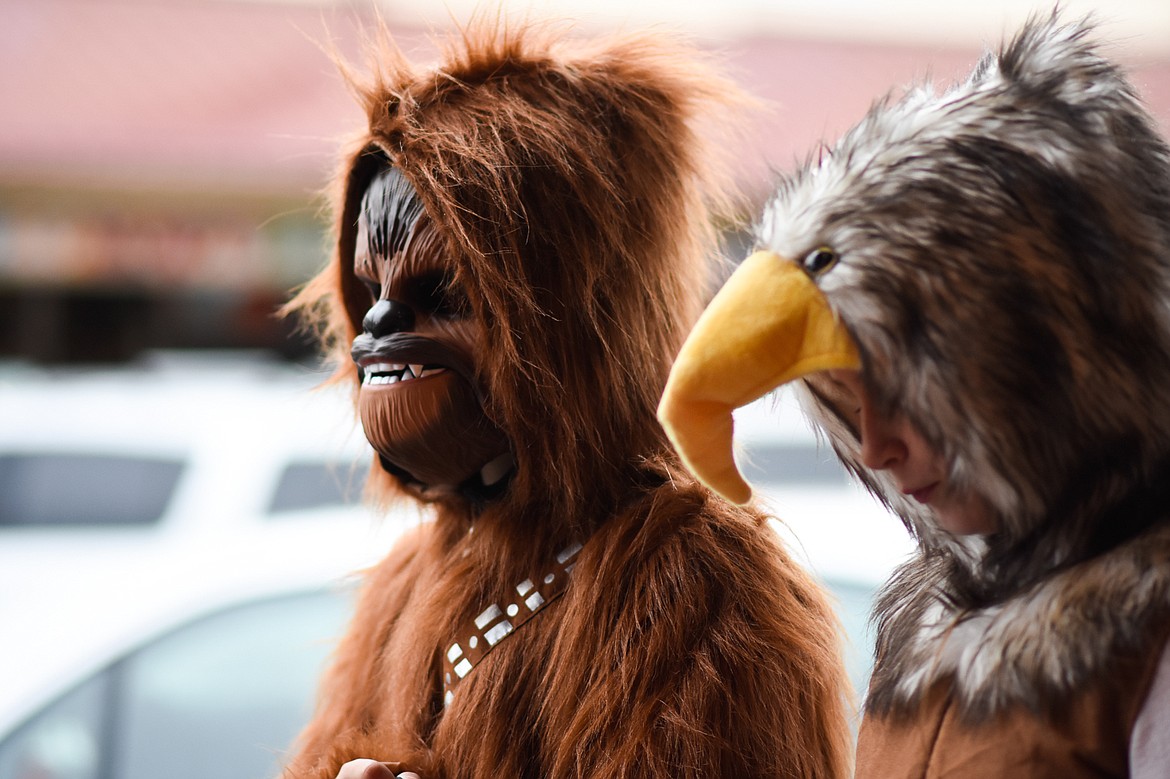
657;250;860;504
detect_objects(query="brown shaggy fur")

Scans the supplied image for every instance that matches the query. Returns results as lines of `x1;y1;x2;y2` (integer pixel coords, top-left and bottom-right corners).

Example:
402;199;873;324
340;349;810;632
283;17;852;779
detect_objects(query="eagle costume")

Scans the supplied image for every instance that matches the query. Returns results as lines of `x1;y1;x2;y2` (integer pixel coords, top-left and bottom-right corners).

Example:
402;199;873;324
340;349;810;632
659;13;1170;779
282;18;851;779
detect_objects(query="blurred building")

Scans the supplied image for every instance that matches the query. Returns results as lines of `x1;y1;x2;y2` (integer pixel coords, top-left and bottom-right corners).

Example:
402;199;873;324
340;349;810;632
2;0;1167;363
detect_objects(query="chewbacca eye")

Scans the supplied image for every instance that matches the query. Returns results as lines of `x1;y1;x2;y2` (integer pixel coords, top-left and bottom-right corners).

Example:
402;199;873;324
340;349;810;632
802;246;839;277
364;280;382;303
411;270;466;318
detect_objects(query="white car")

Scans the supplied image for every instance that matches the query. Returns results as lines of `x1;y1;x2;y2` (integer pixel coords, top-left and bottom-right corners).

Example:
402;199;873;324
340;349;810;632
0;356;417;733
0;359;913;778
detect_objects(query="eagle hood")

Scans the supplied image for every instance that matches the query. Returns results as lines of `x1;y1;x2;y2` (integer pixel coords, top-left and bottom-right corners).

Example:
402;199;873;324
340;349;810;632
783;13;1170;592
660;12;1170;717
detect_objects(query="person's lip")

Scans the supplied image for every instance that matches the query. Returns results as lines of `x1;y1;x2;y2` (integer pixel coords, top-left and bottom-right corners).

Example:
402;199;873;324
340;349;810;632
904;482;939;504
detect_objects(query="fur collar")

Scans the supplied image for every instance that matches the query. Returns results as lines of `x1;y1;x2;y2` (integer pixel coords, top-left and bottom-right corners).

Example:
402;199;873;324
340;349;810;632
867;521;1170;721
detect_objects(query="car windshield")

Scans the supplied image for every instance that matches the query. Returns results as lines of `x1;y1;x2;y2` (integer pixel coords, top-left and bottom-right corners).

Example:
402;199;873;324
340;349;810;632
0;586;353;779
739;442;849;486
266;460;364;515
0;453;185;527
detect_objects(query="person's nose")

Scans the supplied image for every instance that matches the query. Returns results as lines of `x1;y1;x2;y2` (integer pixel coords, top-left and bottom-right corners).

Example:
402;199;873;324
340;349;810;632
363;299;415;337
858;401;908;471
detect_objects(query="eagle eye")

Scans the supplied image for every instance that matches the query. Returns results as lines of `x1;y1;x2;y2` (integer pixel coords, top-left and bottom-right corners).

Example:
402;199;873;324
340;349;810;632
802;246;839;277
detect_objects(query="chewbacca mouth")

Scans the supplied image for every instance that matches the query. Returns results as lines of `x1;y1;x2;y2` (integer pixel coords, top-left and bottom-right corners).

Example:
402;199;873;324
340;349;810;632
352;333;480;394
362;362;449;386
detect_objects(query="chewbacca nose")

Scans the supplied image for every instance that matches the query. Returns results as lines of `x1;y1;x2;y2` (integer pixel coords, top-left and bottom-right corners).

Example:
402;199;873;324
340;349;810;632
363;299;415;337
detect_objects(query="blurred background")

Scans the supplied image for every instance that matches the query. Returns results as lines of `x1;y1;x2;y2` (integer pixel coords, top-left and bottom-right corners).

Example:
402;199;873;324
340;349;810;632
0;1;1167;777
1;0;1167;364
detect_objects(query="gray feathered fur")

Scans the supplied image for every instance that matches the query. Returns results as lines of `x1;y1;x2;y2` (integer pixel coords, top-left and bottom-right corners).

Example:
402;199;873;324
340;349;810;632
760;12;1170;720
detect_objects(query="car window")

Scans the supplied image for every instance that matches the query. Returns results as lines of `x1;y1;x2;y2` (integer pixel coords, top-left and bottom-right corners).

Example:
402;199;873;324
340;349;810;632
266;460;363;515
0;453;184;527
738;443;849;486
0;587;354;779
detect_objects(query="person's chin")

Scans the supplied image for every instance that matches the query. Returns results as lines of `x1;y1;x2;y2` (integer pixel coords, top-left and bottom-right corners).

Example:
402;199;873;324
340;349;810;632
936;504;994;536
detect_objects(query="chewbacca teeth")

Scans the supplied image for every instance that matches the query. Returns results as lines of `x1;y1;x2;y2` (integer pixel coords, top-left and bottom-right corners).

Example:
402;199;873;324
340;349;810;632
364;362;404;375
361;362;448;385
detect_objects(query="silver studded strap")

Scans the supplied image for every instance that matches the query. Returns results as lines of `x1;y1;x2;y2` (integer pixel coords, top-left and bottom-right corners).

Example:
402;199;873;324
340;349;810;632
441;541;583;707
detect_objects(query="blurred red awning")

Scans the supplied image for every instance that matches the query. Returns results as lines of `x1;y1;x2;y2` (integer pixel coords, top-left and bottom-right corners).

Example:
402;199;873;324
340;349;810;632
2;0;1165;201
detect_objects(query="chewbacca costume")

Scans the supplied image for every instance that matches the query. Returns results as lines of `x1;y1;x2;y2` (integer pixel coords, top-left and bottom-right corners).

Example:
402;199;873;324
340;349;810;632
659;13;1170;779
282;19;852;779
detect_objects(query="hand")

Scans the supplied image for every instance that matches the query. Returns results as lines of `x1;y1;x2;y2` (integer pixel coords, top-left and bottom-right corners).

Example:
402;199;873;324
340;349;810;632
335;758;421;779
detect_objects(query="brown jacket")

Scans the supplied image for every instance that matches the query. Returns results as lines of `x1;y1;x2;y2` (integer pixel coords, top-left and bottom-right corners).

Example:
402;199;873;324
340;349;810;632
856;632;1170;778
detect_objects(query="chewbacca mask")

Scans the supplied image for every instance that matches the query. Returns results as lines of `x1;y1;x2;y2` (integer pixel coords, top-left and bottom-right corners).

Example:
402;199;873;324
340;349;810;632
351;166;511;493
284;18;852;779
661;11;1170;730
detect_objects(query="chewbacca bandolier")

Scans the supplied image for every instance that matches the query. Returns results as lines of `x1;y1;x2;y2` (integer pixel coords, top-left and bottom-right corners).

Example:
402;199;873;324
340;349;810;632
282;17;852;779
659;13;1170;779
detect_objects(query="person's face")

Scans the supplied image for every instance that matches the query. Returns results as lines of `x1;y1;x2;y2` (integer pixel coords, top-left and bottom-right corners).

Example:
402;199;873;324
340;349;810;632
820;370;998;536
